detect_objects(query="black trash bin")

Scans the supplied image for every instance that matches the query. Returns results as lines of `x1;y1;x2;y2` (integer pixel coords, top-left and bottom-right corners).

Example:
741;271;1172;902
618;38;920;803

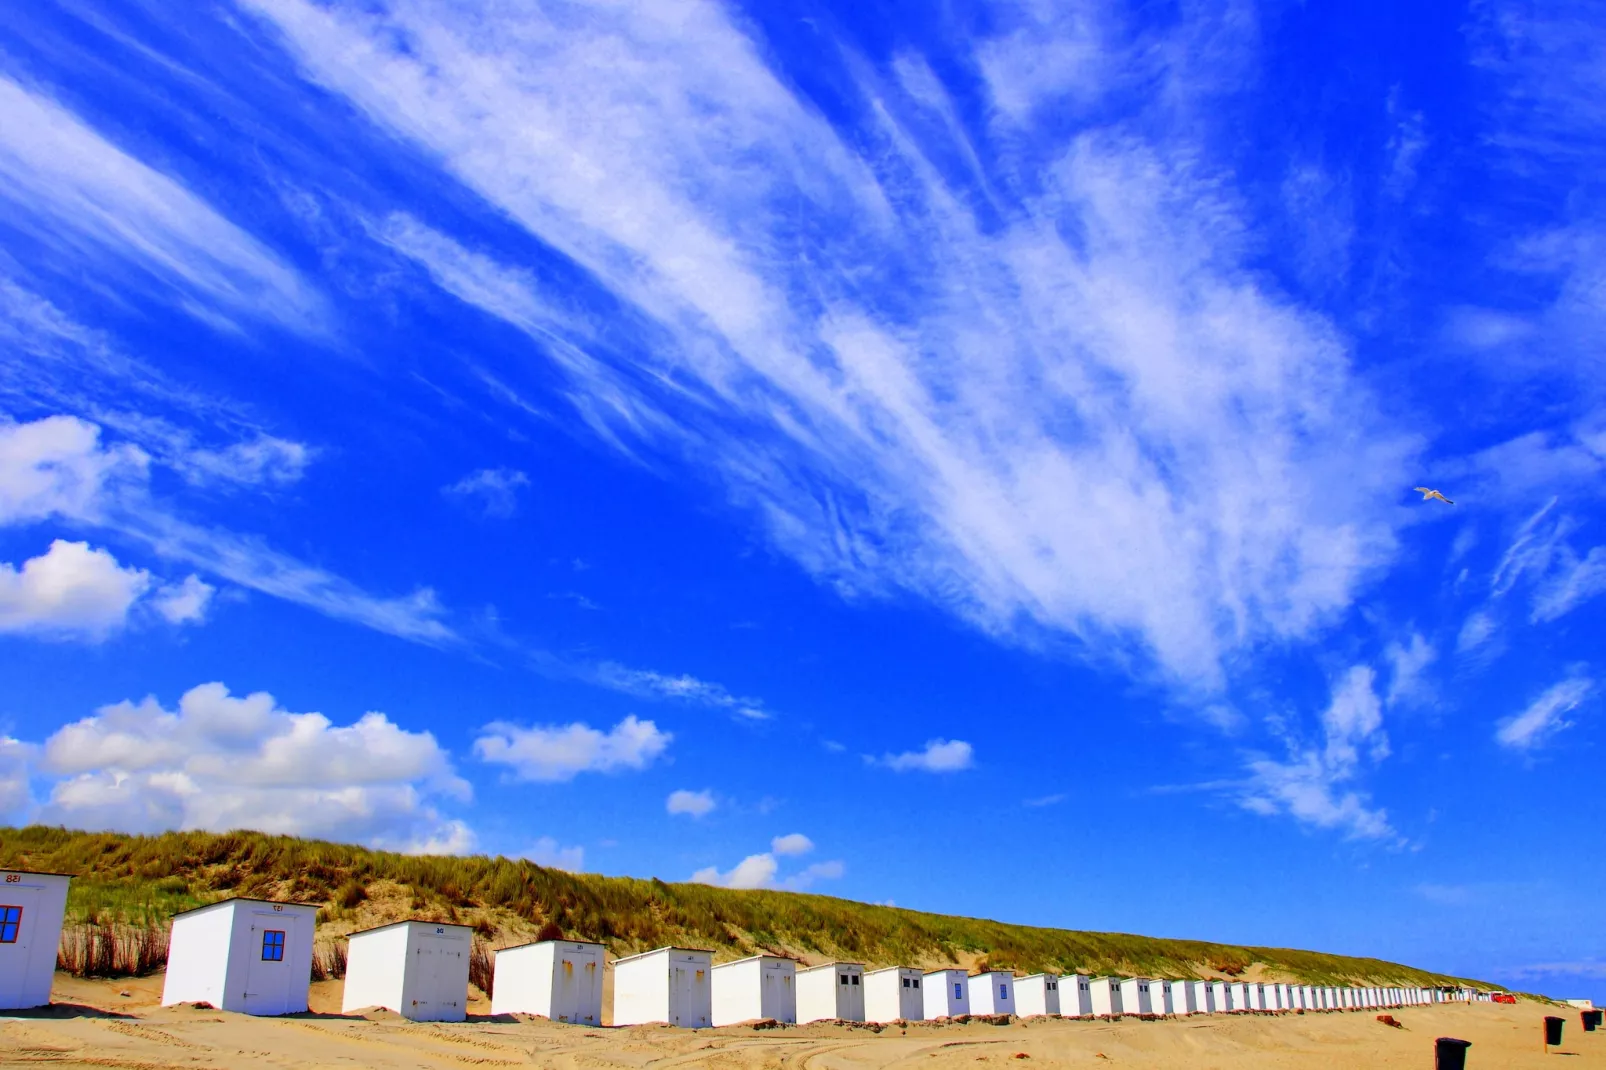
1545;1015;1564;1047
1585;1011;1598;1033
1435;1036;1471;1070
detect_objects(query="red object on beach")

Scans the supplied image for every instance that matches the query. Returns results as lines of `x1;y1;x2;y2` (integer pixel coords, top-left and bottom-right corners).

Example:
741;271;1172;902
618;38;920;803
1377;1015;1402;1028
1493;994;1517;1004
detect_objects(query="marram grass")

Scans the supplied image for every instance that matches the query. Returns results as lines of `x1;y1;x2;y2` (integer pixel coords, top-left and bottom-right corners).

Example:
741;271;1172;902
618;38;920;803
1;825;1487;987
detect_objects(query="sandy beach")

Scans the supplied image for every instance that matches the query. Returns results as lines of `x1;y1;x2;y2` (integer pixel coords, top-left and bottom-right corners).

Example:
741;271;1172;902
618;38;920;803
2;973;1598;1069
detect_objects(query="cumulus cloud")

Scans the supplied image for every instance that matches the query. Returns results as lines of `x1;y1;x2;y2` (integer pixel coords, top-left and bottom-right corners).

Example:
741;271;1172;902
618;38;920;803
1240;665;1396;841
1496;675;1593;750
522;836;585;872
783;859;845;891
0;414;455;645
0;736;32;820
881;739;974;773
691;853;778;890
0;414;146;526
150;574;215;624
32;682;469;848
444;467;530;518
770;832;813;856
691;845;844;891
473;714;671;782
0;539;151;639
666;788;716;817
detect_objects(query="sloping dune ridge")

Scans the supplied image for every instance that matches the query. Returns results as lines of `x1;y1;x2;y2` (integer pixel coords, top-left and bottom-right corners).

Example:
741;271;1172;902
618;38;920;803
0;826;1497;986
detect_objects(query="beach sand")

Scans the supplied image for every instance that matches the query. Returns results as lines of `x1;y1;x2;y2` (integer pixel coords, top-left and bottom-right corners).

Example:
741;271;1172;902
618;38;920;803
3;972;1600;1069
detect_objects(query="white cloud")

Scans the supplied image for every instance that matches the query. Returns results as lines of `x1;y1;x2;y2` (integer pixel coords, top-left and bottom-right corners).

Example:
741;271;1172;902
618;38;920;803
1384;632;1435;704
0;75;321;331
241;0;1412;690
1457;611;1497;654
0;737;32;820
444;467;530;518
0;539;151;639
1496;675;1593;750
403;821;476;856
1533;546;1606;622
177;435;311;488
783;859;845;891
473;714;671;782
0;414;146;526
32;681;469;848
150;574;215;625
770;832;813;856
691;852;778;891
0;414;456;645
692;846;842;892
1240;665;1396;842
1491;499;1567;599
881;738;974;773
666;788;716;818
587;661;769;720
521;836;585;872
1384;632;1436;707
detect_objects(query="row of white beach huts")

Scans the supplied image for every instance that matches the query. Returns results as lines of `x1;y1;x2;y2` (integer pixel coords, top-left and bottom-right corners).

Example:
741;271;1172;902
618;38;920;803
0;874;1501;1022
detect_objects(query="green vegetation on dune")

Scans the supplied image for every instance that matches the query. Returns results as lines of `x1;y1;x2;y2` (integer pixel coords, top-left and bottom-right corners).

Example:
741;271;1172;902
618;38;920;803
1;825;1486;987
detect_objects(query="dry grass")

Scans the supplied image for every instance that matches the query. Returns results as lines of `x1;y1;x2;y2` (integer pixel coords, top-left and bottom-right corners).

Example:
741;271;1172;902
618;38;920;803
56;921;168;978
2;824;1490;987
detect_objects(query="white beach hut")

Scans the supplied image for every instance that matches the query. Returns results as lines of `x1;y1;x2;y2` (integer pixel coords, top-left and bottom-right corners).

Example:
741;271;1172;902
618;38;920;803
1064;974;1094;1017
1247;983;1266;1011
797;962;865;1023
1088;977;1123;1017
1118;978;1153;1015
1153;980;1177;1015
1210;980;1230;1012
1169;980;1196;1014
612;947;712;1028
1229;982;1250;1012
1188;980;1214;1013
0;869;70;1011
1013;974;1060;1017
343;920;471;1022
163;897;317;1016
864;966;924;1023
968;971;1017;1016
491;940;604;1024
711;954;795;1026
924;969;971;1018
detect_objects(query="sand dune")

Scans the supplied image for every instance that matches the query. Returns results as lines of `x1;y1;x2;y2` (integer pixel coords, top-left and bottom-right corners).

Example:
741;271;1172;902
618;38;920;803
3;973;1599;1069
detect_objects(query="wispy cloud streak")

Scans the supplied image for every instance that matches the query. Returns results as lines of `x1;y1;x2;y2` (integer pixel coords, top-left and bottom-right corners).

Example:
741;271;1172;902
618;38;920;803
242;0;1413;690
0;76;321;331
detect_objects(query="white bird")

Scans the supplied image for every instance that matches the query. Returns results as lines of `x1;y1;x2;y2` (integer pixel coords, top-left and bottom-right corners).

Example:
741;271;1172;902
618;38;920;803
1414;487;1454;505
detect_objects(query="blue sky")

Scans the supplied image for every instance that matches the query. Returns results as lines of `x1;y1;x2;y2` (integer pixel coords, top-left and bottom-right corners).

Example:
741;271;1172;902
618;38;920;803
0;0;1602;1001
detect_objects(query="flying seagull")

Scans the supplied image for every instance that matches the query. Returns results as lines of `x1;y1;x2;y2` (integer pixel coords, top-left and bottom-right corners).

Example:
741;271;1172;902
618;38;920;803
1415;487;1454;505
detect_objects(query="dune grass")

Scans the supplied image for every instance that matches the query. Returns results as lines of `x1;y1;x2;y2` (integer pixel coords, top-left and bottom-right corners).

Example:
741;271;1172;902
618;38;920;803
2;824;1488;987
